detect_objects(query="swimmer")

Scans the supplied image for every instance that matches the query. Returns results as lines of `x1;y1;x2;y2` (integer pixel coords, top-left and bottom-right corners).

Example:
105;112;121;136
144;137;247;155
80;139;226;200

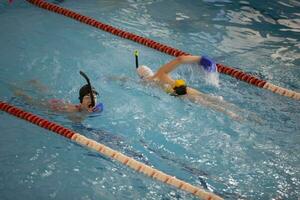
13;71;103;115
48;83;102;113
135;51;241;120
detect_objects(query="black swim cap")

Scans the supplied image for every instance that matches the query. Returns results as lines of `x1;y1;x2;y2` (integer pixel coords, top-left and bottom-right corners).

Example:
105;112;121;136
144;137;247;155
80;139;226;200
79;84;98;103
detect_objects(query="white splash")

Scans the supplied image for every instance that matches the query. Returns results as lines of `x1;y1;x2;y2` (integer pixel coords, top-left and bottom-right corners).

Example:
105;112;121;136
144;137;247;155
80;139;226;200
204;71;220;87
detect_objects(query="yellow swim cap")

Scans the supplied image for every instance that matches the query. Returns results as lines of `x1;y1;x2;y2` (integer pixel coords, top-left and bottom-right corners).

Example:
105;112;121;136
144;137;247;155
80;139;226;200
171;79;187;96
174;79;186;88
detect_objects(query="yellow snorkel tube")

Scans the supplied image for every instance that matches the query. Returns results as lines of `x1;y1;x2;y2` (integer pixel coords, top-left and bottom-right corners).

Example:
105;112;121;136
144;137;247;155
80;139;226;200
134;50;139;69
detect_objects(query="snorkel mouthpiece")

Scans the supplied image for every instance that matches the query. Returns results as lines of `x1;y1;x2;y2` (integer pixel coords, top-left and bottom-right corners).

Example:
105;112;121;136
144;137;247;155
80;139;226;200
79;71;95;108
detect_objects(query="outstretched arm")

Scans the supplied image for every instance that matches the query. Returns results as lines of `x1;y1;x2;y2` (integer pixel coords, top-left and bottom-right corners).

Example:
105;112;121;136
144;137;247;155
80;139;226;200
156;56;201;75
186;87;243;121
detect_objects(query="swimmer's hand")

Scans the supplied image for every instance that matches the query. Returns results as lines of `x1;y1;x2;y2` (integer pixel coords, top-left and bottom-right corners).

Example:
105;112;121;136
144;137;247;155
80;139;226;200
199;56;217;73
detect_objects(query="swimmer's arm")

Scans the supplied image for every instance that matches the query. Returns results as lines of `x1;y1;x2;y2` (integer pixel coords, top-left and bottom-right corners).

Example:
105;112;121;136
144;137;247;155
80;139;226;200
187;88;242;121
156;56;201;75
194;96;241;121
14;89;77;113
14;90;58;111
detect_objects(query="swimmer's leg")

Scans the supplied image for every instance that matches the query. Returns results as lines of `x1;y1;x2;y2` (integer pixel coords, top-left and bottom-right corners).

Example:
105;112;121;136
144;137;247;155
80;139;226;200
13;88;35;105
12;86;50;109
27;79;49;93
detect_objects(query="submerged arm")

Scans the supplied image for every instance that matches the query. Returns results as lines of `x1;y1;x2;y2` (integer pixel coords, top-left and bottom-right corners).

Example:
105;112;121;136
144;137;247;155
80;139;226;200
187;87;242;121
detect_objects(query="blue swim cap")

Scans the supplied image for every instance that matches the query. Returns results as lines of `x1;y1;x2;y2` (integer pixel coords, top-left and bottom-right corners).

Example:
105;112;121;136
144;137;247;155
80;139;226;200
199;56;217;73
92;103;104;113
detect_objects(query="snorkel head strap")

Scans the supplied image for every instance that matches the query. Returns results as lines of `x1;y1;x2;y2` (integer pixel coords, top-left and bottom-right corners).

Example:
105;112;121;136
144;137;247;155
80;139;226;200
172;79;187;96
79;71;96;108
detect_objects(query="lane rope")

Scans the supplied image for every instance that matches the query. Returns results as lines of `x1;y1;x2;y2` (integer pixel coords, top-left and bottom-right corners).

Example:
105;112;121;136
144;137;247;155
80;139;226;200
26;0;300;100
0;101;223;200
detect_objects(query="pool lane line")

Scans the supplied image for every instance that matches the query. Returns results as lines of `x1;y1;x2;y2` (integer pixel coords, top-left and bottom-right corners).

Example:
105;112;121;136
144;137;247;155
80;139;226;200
25;0;300;101
0;101;223;200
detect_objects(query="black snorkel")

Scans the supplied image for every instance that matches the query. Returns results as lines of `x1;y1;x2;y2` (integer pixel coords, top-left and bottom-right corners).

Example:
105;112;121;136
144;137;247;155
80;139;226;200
134;50;139;69
79;71;95;108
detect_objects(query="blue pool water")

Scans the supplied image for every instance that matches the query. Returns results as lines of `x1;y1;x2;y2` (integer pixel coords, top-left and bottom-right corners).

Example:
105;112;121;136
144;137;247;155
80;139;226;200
0;0;300;199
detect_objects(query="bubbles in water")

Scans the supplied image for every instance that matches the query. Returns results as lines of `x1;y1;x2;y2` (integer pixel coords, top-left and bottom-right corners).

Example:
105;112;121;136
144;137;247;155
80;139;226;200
204;71;220;87
197;63;220;87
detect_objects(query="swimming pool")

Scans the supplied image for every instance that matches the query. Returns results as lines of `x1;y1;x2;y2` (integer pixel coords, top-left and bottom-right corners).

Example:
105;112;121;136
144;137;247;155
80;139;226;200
0;0;299;199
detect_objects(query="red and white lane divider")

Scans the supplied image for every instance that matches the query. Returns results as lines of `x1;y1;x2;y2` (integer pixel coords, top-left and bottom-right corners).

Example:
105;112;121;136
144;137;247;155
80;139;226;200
0;101;223;200
26;0;300;100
